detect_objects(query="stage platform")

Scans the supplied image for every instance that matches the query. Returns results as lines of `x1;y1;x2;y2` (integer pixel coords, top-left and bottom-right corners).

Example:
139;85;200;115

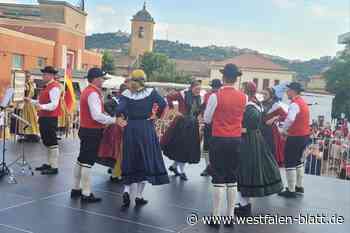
0;138;349;233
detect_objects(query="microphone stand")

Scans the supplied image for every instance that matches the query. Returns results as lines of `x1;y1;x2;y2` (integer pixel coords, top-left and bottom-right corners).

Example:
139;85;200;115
0;107;17;183
8;112;34;176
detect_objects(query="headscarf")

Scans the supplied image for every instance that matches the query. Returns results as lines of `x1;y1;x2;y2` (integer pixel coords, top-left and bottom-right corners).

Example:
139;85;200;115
243;81;258;103
272;82;290;100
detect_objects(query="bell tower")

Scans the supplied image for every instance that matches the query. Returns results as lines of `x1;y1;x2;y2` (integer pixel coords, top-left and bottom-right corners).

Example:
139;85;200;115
129;2;155;58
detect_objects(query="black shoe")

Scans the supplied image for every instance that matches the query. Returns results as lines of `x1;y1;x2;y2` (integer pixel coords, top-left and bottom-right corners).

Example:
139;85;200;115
135;197;148;206
122;192;130;208
35;164;51;171
200;167;209;176
278;188;297;198
179;173;188;181
81;193;102;203
169;166;180;176
110;176;123;183
41;168;58;175
70;189;82;199
235;203;252;217
295;186;304;194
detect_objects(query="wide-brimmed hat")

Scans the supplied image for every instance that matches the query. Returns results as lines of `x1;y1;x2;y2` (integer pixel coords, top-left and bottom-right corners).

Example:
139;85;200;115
210;79;222;89
220;63;242;78
287;82;304;93
41;66;58;74
86;68;107;80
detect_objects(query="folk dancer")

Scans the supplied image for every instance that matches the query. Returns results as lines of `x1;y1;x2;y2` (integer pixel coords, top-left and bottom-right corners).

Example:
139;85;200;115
204;64;246;227
116;69;169;208
261;87;288;167
279;82;310;198
200;79;222;177
27;66;62;175
71;68;116;203
235;82;283;217
162;80;202;181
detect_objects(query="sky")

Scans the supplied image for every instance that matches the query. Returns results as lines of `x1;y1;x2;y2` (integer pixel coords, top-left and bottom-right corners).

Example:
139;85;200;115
3;0;350;60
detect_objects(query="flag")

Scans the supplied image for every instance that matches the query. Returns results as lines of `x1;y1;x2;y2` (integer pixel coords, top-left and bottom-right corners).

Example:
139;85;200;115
63;67;76;112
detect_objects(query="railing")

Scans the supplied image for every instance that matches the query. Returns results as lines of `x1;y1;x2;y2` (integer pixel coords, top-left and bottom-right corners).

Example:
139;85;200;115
304;137;350;180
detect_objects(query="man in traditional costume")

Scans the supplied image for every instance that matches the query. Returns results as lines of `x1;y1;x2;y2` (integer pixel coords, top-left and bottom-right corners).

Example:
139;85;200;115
204;64;246;227
71;68;116;203
116;69;169;208
27;66;62;175
235;82;283;217
279;82;310;198
200;79;222;177
162;80;202;181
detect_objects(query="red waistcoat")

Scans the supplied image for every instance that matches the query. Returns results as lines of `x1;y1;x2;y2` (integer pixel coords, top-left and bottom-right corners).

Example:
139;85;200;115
288;96;310;136
38;80;61;118
80;85;105;129
212;86;247;137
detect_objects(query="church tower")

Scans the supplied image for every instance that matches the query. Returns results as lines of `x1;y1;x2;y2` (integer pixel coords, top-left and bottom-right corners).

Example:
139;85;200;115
129;2;155;58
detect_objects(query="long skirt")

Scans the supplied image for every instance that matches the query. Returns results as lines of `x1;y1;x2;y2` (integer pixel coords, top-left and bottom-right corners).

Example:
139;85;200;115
19;103;39;136
238;130;283;197
161;116;201;164
97;124;123;168
122;119;169;185
272;124;285;167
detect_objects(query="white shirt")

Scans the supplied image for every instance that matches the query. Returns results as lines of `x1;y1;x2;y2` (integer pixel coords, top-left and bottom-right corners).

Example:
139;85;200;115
282;102;300;133
87;92;115;125
204;93;218;124
31;87;61;111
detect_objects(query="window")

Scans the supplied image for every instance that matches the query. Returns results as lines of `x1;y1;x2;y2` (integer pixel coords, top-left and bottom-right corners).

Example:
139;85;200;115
274;80;280;86
12;54;24;70
37;57;46;68
138;26;145;38
263;79;270;90
253;78;259;89
82;64;88;71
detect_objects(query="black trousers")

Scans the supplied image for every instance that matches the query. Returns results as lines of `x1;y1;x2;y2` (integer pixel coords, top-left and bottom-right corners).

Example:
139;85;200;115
203;124;212;152
284;136;310;168
209;136;241;184
38;117;58;147
77;128;104;166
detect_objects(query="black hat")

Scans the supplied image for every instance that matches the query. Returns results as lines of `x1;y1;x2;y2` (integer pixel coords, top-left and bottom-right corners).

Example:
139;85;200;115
220;63;242;78
86;68;107;81
287;82;304;93
210;79;222;89
41;66;58;74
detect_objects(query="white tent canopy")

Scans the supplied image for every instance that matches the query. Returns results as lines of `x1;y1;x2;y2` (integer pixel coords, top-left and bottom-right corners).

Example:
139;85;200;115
102;74;126;89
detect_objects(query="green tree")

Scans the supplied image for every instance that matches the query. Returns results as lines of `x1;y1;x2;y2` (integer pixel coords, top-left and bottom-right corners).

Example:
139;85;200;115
324;54;350;119
102;51;116;75
140;52;192;84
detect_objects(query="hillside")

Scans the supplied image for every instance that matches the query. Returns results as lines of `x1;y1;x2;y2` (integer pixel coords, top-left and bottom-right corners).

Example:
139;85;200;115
86;32;335;79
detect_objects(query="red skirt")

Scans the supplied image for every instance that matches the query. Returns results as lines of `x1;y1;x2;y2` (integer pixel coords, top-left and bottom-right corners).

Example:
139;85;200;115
97;124;123;168
272;124;285;167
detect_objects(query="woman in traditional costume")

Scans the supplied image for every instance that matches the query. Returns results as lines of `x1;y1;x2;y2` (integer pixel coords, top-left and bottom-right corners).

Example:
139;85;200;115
261;86;288;167
98;83;128;183
235;82;283;216
161;80;202;181
19;72;40;142
116;70;169;208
